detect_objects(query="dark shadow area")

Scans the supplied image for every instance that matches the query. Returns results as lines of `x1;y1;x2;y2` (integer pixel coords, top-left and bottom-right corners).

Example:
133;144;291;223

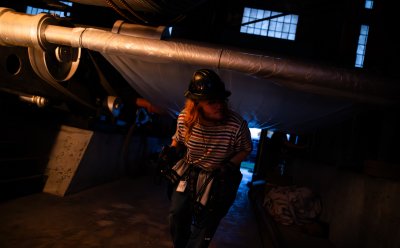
0;92;62;201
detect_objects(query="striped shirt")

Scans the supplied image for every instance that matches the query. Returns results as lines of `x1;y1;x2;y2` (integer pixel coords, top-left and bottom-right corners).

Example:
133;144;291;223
173;110;252;171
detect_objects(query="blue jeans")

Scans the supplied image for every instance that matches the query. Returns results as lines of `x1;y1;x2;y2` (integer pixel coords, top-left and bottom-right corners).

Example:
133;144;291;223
168;185;226;248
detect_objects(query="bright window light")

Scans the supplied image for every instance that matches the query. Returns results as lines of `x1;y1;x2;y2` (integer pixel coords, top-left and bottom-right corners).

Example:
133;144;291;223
295;135;299;144
355;24;369;68
249;128;262;140
60;1;73;7
365;0;374;9
266;130;274;139
240;7;299;41
26;1;72;17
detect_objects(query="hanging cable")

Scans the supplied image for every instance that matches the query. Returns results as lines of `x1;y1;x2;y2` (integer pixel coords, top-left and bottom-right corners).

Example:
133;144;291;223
105;0;135;22
115;0;149;23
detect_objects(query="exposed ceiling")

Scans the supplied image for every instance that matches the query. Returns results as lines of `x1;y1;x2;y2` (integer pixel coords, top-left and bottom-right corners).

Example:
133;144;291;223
0;0;399;133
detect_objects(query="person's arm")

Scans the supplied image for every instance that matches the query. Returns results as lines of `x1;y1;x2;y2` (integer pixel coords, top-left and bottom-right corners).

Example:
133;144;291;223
171;139;179;148
227;150;251;169
220;150;251;175
225;119;253;169
170;139;186;154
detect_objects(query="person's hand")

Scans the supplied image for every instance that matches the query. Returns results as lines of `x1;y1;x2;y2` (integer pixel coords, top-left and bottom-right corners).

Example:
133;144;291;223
159;145;178;164
211;161;243;211
157;145;180;184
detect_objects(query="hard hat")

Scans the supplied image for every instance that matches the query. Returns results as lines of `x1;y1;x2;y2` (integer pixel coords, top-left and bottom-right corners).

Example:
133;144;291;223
184;69;231;101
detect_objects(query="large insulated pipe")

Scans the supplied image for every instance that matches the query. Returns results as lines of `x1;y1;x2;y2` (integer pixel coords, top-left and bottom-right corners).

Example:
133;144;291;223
43;25;400;105
0;8;55;49
0;7;399;105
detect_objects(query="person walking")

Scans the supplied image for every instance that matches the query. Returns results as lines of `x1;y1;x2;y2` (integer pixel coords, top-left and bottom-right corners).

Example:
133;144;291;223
159;68;252;248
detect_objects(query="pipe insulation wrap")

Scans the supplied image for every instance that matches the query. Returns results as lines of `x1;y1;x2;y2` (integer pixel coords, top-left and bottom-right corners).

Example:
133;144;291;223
42;25;399;102
1;7;399;104
0;8;56;49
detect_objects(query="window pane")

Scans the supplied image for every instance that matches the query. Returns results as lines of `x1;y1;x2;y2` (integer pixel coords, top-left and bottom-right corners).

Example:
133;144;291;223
283;23;290;32
357;44;365;54
355;55;364;67
250;8;258;18
276;22;283;31
257;10;264;19
289;24;297;33
271;11;280;17
244;7;251;16
264;11;271;18
262;21;269;29
261;30;267;36
270;21;277;30
359;35;366;45
268;30;275;37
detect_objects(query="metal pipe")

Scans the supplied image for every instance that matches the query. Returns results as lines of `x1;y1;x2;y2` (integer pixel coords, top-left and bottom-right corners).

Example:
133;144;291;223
19;95;49;107
1;7;399;105
43;25;400;104
45;25;223;65
0;8;55;49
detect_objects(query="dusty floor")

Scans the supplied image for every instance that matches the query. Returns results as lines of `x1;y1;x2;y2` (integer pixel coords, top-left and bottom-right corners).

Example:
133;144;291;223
0;168;262;248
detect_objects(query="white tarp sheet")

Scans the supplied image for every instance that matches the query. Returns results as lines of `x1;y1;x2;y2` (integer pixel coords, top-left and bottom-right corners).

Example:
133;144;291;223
102;53;354;132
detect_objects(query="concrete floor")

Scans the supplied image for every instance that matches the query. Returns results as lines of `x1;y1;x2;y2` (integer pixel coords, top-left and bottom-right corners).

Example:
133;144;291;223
0;168;263;248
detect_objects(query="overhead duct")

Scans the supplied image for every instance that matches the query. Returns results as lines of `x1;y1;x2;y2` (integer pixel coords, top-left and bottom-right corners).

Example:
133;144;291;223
0;7;399;106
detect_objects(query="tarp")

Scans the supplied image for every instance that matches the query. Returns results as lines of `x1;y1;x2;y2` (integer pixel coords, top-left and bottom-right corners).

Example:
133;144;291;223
102;53;354;132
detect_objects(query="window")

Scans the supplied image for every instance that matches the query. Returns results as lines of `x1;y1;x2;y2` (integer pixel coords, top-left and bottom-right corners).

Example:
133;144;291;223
26;1;72;17
249;128;262;140
354;1;373;68
355;25;369;68
365;0;374;9
240;7;299;41
60;1;73;7
266;130;274;139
